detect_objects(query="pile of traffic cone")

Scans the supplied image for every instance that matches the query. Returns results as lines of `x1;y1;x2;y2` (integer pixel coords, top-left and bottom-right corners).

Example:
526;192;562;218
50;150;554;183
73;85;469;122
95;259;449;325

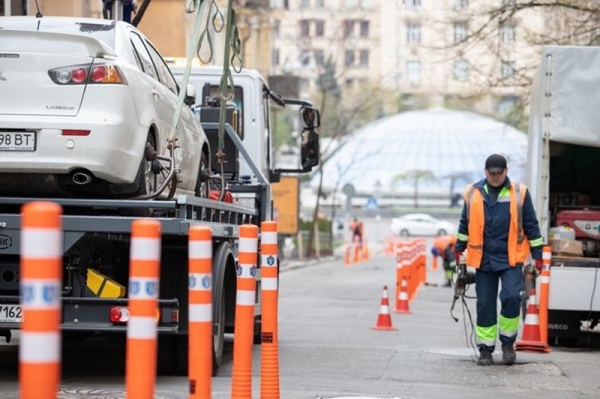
394;276;411;314
372;286;397;331
515;287;550;353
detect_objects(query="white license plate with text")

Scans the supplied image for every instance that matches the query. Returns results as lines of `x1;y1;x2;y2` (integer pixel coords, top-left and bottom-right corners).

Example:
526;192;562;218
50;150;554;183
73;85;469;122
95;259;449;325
0;131;36;151
0;305;22;322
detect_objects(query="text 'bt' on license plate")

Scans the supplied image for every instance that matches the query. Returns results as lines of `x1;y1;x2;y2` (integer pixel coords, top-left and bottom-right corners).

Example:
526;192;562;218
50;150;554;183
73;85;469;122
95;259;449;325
0;131;36;151
0;305;22;322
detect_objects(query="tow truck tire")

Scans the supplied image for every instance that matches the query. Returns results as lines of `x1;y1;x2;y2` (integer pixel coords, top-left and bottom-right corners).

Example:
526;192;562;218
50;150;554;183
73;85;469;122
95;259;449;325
212;287;225;376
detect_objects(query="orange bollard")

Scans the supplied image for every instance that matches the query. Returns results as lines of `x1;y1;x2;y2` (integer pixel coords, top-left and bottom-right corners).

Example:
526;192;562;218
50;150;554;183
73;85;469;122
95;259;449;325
188;226;213;398
538;246;552;349
394;242;404;310
231;224;258;399
260;221;280;399
19;201;63;399
344;244;351;266
126;219;162;399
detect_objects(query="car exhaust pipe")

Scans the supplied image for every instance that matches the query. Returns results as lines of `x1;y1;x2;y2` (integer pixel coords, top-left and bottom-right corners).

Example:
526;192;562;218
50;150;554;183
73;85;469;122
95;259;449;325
72;172;93;185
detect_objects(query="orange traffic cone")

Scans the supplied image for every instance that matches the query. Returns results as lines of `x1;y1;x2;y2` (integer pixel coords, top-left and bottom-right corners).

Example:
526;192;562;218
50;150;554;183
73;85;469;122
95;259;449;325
394;276;411;314
372;285;397;331
515;288;550;353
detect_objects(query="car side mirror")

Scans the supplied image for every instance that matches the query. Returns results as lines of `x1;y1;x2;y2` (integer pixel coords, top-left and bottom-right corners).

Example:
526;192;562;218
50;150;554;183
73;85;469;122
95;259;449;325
301;128;319;172
184;83;197;106
300;106;320;129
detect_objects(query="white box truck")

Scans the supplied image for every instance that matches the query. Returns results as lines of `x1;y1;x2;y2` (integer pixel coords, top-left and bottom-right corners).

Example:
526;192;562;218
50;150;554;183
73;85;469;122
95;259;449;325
527;45;600;346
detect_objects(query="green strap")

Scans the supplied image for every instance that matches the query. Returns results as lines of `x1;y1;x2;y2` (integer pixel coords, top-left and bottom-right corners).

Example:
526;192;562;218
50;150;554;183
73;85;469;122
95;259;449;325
168;0;209;142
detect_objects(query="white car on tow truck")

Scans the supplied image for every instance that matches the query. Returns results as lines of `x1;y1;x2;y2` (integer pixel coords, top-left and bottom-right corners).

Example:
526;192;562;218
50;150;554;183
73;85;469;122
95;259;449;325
0;16;209;199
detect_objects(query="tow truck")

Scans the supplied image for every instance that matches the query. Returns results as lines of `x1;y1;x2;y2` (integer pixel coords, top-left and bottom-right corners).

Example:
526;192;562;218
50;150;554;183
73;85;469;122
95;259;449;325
0;1;321;375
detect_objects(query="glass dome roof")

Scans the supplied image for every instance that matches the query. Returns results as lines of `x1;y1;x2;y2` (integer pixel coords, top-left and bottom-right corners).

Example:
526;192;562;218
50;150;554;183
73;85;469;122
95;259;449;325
310;108;528;198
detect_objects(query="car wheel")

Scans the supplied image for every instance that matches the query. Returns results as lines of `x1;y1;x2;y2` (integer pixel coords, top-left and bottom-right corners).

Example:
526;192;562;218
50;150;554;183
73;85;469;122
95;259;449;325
400;229;409;237
195;151;210;199
133;133;159;197
437;229;447;236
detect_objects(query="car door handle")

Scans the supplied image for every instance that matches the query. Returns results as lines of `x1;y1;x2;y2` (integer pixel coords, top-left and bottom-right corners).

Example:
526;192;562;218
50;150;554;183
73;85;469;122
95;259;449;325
151;89;160;100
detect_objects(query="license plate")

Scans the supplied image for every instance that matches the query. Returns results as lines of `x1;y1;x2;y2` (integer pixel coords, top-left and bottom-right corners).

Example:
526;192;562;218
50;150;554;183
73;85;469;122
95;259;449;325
0;305;22;322
0;131;36;151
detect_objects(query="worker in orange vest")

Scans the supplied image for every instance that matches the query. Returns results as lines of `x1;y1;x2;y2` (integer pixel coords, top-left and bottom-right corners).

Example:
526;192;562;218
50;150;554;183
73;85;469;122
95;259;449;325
431;235;457;287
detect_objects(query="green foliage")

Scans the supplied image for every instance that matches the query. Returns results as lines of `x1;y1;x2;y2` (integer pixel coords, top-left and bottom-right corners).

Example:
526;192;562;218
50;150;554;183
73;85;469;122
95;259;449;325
299;218;332;233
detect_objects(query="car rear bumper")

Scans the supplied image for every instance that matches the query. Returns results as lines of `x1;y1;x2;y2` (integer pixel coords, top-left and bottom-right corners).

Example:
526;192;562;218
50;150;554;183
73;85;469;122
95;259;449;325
0;113;148;184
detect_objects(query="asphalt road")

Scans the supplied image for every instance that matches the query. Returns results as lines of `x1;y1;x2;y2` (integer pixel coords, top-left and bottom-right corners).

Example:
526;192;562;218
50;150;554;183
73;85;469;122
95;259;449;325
0;250;599;398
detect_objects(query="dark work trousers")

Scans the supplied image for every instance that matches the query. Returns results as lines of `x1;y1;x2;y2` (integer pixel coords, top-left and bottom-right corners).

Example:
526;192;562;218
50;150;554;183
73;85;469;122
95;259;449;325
475;265;523;348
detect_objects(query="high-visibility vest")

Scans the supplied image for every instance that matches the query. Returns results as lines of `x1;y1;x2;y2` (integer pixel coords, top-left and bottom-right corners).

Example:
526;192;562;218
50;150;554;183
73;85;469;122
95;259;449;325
433;235;456;253
463;181;529;268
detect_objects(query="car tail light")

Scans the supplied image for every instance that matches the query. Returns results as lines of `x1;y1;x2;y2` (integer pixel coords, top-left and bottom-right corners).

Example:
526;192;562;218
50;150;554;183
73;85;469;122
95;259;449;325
48;64;126;85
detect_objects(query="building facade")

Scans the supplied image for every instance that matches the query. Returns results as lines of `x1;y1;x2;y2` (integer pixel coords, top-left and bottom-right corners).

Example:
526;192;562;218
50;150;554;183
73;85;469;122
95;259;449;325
270;0;545;116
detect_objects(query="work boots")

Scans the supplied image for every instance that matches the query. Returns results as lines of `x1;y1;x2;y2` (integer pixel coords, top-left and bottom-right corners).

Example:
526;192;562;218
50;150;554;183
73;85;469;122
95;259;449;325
477;348;493;366
502;343;516;365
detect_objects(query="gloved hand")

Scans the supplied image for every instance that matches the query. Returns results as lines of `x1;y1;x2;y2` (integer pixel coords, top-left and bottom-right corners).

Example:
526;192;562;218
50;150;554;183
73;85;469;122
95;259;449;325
535;259;543;272
455;252;463;265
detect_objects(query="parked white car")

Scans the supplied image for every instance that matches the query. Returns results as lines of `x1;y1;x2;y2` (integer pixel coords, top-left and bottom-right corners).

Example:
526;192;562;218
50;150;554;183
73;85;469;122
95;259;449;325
390;213;457;237
0;16;210;199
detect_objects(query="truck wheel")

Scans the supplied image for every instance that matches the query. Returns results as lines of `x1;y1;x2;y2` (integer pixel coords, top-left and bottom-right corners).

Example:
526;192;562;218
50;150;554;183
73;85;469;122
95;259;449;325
195;152;210;199
212;287;225;376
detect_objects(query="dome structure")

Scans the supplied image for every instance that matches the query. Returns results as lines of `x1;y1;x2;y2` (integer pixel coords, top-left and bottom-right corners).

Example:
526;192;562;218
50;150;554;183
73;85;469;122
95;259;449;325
310;108;528;201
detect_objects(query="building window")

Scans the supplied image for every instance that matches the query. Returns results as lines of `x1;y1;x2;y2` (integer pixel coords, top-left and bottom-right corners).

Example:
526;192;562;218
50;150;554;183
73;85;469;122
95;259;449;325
406;22;421;44
272;49;280;67
406;0;421;7
299;50;310;66
345;0;357;8
453;59;470;81
345;50;355;67
501;60;516;78
344;20;354;38
273;19;281;38
316;0;325;6
502;0;516;6
314;49;325;66
453;22;468;43
360;20;370;38
301;0;310;7
500;22;515;43
299;20;310;37
270;0;288;8
454;0;468;7
315;20;325;37
406;60;422;84
359;50;369;68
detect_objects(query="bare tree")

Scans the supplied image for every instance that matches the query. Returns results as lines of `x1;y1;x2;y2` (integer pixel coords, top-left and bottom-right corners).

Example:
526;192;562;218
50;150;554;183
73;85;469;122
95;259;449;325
429;1;600;125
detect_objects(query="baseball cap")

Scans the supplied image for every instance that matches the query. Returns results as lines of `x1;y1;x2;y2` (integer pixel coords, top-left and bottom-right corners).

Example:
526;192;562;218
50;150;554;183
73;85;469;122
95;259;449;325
485;154;507;173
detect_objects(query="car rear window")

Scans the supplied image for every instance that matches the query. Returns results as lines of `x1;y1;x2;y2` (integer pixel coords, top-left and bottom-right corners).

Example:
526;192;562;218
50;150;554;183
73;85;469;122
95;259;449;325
0;19;116;48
